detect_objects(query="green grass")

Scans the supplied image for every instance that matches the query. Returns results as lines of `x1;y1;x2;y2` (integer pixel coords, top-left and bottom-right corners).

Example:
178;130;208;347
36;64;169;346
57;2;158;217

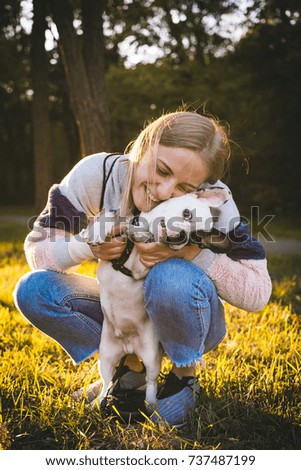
0;205;35;217
0;222;300;450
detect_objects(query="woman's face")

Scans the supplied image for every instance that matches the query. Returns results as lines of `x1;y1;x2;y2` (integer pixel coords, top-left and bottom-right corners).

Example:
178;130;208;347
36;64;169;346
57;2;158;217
131;144;208;212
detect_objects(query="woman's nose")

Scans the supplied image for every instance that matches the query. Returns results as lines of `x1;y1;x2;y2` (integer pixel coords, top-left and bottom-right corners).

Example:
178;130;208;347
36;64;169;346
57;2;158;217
157;180;180;200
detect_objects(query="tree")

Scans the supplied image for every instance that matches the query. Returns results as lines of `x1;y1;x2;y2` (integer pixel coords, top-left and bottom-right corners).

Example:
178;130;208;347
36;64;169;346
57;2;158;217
2;0;300;216
229;0;301;214
0;1;34;205
32;0;53;211
103;0;237;65
47;0;111;156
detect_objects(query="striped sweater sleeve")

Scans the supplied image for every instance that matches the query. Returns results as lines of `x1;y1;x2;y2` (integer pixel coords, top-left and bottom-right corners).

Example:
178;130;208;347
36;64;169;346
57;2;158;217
24;154;107;272
193;222;272;312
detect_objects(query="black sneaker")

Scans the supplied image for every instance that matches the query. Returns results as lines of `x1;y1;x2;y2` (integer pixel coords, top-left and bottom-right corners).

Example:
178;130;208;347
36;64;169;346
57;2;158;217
72;356;146;403
108;357;146;395
92;357;147;424
150;371;200;427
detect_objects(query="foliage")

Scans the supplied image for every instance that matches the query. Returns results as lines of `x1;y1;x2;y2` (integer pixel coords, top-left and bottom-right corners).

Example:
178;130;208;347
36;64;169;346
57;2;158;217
0;0;300;215
103;0;237;65
0;221;300;450
226;10;301;214
0;17;33;204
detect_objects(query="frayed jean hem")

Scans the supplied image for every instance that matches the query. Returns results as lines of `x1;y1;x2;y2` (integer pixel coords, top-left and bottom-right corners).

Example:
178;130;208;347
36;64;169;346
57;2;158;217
170;353;204;369
144;258;226;369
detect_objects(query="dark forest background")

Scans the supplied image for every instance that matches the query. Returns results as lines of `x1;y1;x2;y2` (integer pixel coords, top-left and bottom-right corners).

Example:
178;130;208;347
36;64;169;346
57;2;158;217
0;0;300;218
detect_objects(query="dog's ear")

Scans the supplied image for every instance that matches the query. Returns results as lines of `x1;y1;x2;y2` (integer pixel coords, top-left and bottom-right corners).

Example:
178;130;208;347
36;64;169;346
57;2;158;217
201;229;232;253
196;187;231;208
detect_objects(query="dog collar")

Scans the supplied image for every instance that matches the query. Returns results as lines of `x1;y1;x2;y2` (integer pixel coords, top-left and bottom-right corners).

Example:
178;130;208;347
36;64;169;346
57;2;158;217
111;237;135;277
110;210;140;278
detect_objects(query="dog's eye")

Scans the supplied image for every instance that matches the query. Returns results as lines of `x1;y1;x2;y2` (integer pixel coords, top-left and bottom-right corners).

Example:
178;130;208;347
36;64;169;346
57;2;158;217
182;209;193;220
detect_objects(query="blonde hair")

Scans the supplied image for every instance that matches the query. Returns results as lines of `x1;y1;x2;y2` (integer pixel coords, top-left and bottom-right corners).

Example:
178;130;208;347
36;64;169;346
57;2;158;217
120;111;230;215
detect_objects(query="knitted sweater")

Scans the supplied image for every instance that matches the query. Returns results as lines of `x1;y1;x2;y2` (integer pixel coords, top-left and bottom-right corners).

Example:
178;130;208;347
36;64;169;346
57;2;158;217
25;152;272;312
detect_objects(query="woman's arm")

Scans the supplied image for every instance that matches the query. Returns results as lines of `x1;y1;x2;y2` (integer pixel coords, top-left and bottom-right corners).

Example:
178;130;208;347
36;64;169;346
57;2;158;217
24;227;96;273
194;182;272;311
134;242;200;268
192;223;272;312
24;153;113;272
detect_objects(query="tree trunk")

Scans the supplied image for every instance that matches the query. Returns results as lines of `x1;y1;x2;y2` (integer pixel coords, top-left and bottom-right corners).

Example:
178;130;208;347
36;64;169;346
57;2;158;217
82;0;111;142
49;0;111;157
32;0;53;212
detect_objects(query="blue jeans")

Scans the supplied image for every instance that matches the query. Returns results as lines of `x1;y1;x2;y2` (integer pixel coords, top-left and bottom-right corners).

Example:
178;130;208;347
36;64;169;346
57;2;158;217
13;259;226;366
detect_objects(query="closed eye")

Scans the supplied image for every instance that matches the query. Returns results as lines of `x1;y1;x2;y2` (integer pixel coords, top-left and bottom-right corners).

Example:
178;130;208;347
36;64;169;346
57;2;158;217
177;183;198;193
156;159;199;193
156;165;169;177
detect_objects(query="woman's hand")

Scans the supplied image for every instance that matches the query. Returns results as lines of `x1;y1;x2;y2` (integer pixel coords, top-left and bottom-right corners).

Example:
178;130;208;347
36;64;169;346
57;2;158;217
135;242;201;268
89;225;127;261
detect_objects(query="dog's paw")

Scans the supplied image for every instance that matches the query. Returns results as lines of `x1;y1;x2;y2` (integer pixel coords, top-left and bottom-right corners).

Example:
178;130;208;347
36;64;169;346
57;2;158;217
80;211;117;245
90;394;108;410
144;400;157;415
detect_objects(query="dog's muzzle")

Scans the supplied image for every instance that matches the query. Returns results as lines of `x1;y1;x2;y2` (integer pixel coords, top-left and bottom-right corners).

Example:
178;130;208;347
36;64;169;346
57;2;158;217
164;229;189;250
190;230;208;246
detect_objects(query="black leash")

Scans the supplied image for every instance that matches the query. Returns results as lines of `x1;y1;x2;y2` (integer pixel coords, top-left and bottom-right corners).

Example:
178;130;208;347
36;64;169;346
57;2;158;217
98;154;142;278
110;210;141;278
99;153;120;210
111;237;135;277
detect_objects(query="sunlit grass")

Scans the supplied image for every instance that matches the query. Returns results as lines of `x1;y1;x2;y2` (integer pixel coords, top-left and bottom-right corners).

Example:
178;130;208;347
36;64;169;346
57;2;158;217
0;222;300;449
0;205;35;217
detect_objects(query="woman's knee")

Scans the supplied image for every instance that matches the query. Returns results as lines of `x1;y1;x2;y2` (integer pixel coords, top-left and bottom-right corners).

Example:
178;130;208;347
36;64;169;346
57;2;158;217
144;258;213;304
14;271;36;310
13;270;55;317
145;258;187;292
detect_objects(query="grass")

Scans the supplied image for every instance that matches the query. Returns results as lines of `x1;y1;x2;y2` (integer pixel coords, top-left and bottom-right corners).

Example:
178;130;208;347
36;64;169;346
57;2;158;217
0;221;300;450
0;205;35;217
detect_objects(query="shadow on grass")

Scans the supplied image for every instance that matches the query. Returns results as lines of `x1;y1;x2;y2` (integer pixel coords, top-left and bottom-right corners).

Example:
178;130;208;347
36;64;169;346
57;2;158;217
187;391;301;450
3;392;301;450
10;427;58;451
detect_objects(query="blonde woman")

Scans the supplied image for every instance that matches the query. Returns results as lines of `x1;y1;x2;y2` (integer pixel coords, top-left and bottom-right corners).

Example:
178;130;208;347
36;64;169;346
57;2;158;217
14;111;272;427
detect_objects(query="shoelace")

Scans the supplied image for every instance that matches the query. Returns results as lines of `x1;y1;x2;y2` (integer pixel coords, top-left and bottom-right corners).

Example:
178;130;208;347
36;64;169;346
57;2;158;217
157;371;199;399
110;358;146;393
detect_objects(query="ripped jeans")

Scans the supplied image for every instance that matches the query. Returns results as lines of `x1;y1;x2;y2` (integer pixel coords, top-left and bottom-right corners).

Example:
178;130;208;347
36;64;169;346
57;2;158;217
13;258;226;366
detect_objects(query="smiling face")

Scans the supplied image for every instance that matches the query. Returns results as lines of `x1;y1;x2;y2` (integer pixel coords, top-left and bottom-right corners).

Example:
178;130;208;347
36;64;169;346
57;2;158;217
120;111;230;216
131;144;208;212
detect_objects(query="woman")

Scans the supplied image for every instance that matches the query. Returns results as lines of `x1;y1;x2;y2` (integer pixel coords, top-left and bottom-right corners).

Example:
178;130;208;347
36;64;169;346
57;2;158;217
13;111;272;427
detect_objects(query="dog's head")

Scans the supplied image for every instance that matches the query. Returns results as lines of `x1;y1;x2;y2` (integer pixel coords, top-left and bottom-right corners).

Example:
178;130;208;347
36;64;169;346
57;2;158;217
128;187;232;253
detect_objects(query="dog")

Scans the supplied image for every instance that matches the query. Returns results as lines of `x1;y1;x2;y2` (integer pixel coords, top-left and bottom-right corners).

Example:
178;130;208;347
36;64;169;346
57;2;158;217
81;187;231;411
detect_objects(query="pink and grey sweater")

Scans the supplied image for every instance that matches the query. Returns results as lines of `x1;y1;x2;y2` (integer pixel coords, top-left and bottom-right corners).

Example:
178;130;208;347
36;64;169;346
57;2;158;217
24;153;272;312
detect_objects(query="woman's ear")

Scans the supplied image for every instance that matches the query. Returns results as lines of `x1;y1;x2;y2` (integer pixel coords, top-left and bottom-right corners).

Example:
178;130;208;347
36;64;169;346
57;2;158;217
196;187;231;208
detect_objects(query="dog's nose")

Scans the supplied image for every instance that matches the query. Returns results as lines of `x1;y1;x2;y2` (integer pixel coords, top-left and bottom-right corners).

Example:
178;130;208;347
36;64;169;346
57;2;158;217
176;229;187;241
166;229;188;246
191;230;205;244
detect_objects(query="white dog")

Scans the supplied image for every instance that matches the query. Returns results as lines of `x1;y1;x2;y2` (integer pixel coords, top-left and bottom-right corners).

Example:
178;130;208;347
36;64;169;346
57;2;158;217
81;187;231;411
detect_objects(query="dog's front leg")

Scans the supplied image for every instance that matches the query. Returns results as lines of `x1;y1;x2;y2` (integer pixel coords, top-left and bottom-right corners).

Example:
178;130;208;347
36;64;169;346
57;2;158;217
97;360;116;405
144;370;160;411
94;323;124;406
139;341;163;412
